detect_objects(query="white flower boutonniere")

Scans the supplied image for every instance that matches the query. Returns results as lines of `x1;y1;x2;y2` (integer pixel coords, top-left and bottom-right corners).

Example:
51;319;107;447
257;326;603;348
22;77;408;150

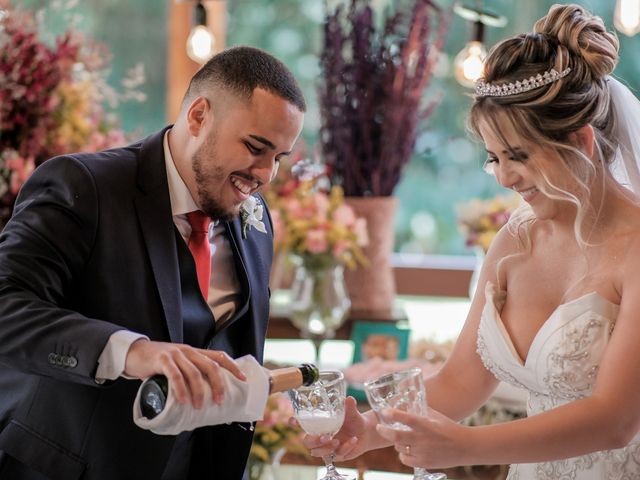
240;196;267;239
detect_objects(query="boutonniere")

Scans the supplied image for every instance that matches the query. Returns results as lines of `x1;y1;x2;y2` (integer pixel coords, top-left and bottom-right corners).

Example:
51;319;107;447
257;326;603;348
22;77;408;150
240;196;267;239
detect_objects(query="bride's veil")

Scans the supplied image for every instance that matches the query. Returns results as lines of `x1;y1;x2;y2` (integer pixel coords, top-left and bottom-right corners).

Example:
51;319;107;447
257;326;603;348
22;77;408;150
608;77;640;194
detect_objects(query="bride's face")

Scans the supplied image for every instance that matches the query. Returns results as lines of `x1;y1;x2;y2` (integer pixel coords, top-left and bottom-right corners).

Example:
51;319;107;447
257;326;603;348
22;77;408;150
478;117;578;222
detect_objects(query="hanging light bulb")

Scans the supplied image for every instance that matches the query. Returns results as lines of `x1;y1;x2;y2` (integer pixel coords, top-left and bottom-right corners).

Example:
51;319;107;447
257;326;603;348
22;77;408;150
186;1;215;64
614;0;640;37
454;22;488;87
453;3;506;88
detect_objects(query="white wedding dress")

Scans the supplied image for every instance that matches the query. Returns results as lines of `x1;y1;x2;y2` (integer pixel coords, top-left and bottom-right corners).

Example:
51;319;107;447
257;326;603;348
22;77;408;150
476;282;640;479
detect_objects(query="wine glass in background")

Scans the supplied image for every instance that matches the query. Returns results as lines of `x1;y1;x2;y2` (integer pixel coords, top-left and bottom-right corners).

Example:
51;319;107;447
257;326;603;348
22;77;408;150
289;370;354;480
364;368;447;480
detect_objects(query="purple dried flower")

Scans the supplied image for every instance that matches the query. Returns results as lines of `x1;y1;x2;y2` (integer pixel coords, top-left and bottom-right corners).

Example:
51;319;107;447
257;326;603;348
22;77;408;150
319;0;451;196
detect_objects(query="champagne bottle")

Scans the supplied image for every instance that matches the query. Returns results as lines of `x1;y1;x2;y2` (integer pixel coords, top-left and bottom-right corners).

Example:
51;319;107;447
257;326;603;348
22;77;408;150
140;363;319;419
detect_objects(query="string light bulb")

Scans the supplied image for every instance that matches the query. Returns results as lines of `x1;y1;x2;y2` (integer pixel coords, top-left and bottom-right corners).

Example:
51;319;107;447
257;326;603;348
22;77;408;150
454;23;487;87
186;1;215;63
453;3;506;88
614;0;640;36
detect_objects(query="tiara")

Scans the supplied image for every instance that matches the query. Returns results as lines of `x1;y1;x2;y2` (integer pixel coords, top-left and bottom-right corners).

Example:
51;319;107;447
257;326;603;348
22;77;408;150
475;67;571;97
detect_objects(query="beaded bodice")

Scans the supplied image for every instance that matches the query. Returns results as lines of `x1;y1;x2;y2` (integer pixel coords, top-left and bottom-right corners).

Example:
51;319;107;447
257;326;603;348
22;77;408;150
477;282;640;479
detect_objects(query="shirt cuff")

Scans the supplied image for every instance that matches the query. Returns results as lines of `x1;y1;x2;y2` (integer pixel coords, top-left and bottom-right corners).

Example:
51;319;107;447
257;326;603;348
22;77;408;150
95;330;149;383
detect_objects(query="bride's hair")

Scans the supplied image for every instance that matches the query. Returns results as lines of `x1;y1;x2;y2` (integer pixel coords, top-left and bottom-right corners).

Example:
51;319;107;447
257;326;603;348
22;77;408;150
467;4;619;252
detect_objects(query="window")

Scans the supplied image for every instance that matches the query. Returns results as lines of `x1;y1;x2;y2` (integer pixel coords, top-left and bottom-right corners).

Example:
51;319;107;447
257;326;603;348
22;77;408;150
226;0;640;259
20;0;168;135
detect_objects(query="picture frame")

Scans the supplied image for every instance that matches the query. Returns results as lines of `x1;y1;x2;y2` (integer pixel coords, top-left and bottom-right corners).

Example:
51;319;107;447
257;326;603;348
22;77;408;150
347;321;411;401
351;321;410;364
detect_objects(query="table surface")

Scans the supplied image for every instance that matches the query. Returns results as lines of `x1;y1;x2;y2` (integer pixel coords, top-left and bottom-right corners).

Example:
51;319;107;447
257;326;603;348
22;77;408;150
274;464;445;479
263;293;512;480
266;291;471;369
275;463;509;479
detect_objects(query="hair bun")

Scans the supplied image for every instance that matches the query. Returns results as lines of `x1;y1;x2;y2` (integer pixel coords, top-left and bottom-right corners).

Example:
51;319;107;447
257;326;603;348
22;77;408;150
533;4;619;80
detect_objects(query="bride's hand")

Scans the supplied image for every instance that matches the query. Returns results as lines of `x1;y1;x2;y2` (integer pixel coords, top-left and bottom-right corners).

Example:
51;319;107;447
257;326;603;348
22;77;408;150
376;407;473;469
294;396;377;461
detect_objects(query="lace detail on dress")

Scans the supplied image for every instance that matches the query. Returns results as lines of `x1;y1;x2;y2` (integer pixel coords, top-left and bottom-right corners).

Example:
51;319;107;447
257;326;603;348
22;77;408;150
505;444;640;480
477;329;537;394
477;330;516;385
543;316;609;401
534;453;598;479
603;444;640;479
478;282;639;480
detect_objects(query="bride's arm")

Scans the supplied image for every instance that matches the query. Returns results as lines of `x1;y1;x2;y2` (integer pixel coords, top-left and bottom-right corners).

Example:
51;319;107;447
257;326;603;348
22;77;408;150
424;226;512;421
376;236;640;470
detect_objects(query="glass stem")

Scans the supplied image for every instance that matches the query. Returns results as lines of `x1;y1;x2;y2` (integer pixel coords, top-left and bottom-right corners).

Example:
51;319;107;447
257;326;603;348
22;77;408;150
414;467;447;480
322;453;339;475
414;467;428;479
312;337;322;364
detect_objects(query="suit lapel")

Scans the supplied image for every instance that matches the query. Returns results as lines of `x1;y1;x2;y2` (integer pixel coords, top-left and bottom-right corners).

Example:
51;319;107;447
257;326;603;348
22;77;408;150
134;127;183;343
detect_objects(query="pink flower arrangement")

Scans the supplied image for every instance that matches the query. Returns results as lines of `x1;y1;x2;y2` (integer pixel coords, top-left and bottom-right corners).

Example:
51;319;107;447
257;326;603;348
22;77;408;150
0;0;144;227
456;193;521;253
249;393;308;465
265;159;369;271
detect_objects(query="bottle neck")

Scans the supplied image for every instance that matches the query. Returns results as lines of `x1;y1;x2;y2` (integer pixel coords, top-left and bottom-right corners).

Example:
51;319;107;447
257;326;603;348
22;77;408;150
268;366;304;393
267;364;318;393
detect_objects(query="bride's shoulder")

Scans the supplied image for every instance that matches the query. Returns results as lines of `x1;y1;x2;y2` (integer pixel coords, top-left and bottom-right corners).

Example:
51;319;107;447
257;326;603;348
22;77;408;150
484;221;522;261
613;203;640;242
610;211;640;268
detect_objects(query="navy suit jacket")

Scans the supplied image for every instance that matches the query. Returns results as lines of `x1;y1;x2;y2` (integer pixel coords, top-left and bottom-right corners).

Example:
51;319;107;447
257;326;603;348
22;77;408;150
0;127;273;480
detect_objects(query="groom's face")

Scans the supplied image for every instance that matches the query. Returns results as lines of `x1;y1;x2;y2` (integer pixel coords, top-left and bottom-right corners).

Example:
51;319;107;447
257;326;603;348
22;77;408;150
191;88;303;221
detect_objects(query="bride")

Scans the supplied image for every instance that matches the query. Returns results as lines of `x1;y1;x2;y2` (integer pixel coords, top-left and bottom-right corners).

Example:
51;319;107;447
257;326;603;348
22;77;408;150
301;4;640;478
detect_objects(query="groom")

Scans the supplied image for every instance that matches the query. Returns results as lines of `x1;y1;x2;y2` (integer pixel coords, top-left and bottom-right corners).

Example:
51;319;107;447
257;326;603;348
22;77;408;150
0;46;305;479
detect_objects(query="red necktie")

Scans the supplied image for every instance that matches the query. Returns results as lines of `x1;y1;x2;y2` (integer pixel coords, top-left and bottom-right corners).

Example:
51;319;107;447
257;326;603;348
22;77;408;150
186;210;211;301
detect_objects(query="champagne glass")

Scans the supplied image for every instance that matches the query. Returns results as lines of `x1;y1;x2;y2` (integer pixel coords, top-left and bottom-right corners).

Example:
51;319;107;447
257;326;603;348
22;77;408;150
364;368;446;480
289;370;354;480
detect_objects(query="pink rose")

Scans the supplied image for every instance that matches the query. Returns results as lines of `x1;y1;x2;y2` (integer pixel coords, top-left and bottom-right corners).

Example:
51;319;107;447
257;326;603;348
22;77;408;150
332;204;356;227
305;228;328;254
332;239;349;257
312;193;330;220
284;197;304;219
7;154;35;194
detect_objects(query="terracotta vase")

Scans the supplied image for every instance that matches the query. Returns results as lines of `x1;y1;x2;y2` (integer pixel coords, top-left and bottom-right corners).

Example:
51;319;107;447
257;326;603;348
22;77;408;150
344;196;398;319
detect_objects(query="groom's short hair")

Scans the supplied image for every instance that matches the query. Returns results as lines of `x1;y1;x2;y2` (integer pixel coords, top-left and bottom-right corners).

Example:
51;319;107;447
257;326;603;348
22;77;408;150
182;45;306;112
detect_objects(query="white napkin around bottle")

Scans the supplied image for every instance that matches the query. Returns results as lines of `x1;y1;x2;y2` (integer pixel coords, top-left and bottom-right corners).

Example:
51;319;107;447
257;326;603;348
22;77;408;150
133;354;270;435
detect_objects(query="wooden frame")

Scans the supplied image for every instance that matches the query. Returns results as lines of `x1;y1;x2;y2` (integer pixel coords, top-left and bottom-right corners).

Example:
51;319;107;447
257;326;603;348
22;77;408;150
166;0;227;123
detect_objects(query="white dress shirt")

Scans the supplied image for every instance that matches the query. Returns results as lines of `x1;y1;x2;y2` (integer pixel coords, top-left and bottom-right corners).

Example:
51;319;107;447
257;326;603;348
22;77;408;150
96;130;241;381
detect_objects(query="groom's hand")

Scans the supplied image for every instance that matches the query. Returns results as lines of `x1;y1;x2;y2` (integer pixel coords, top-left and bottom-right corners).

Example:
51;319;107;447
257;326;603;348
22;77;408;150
124;339;246;408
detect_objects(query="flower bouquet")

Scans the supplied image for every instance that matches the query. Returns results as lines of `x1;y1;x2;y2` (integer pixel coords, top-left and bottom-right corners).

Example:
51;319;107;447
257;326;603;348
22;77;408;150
0;0;144;227
317;0;451;316
456;194;521;253
264;159;368;271
248;393;308;480
319;0;450;197
265;159;368;345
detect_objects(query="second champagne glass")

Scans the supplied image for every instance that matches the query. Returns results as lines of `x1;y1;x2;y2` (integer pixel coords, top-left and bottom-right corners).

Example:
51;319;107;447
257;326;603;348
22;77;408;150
288;370;354;480
364;368;446;480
